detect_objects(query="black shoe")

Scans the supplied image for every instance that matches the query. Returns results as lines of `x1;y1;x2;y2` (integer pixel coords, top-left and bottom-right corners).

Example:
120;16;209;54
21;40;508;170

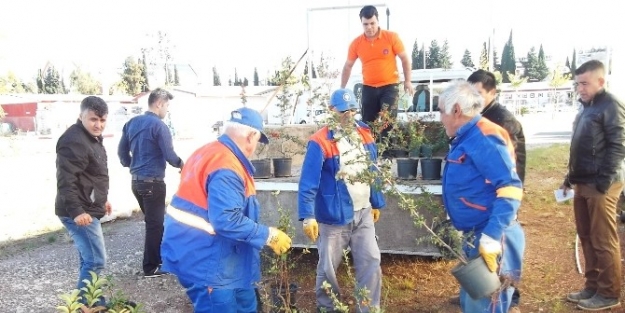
566;288;596;303
577;294;620;311
144;266;168;278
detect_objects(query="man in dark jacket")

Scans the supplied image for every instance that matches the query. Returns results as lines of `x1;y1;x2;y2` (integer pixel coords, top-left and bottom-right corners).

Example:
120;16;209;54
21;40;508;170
56;96;111;307
118;88;184;278
560;60;624;311
468;69;526;182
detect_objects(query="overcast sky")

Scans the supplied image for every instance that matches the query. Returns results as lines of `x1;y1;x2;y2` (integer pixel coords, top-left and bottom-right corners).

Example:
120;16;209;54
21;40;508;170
0;0;620;85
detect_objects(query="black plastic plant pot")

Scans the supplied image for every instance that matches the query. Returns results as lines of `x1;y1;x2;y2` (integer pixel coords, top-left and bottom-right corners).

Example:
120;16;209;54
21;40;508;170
396;157;419;180
421;158;442;180
272;158;292;178
251;159;272;179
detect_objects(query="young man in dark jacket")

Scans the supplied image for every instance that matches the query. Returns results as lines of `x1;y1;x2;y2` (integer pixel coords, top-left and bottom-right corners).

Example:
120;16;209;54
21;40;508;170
56;96;111;308
560;60;624;311
468;69;526;182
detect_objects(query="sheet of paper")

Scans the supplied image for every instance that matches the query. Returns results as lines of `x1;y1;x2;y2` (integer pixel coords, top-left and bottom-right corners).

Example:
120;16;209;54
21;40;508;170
554;189;574;203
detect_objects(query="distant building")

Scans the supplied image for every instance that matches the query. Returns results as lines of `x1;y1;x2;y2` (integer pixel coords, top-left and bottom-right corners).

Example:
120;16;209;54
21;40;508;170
498;81;575;113
0;94;135;135
576;47;611;74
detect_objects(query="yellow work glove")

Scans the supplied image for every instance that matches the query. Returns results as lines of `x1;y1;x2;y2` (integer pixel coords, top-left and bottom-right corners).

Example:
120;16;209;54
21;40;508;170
478;234;502;272
371;209;381;223
267;227;292;255
302;218;319;242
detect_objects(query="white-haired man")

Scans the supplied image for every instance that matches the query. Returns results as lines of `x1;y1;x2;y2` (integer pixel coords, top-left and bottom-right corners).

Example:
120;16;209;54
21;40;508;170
161;107;292;313
439;81;525;313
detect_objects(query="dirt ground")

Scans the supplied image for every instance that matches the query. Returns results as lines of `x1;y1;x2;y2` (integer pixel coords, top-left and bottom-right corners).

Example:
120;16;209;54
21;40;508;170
1;141;625;312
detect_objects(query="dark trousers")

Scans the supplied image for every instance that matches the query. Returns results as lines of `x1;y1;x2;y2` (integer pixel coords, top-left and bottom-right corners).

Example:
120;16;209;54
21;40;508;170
132;180;167;274
361;84;399;144
574;182;623;298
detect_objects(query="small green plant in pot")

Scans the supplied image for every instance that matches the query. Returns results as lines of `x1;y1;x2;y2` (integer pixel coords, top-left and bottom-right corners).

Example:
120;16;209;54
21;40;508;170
394;118;426;180
419;122;448;180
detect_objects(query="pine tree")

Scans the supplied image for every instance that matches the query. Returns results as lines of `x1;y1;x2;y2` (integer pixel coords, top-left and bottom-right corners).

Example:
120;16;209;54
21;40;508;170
43;66;62;94
427;40;442;69
571;49;577;74
411;39;420;70
166;65;173;85
461;49;475;68
536;44;549;81
141;53;150;91
120;56;145;95
234;68;240;86
173;65;180;86
493;46;500;71
311;60;317;78
501;30;516;83
440;40;453;69
524;47;539;81
416;44;425;69
253;67;260;86
479;42;489;70
213;66;221;86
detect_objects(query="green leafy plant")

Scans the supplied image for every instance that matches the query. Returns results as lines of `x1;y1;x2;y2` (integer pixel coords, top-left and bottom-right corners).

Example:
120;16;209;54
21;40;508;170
333;114;467;264
321;250;384;313
272;57;309;126
420;121;449;158
56;271;144;313
266;129;307;159
259;190;307;313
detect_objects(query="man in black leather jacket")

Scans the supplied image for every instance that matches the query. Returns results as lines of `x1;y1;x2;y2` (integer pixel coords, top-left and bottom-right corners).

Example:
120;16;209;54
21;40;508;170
560;60;624;311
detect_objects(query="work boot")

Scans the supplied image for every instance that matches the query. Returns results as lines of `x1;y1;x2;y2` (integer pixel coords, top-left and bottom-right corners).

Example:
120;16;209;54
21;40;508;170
577;294;620;311
566;288;596;303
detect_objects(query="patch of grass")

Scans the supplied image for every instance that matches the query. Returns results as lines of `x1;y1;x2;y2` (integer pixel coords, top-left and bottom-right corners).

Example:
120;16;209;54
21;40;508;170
526;143;569;171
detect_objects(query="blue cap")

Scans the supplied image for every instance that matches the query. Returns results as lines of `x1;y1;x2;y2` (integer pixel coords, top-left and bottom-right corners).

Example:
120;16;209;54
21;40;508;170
329;88;358;112
228;107;269;144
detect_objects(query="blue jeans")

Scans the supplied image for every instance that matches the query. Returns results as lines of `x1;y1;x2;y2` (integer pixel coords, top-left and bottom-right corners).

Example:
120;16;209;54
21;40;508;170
177;276;257;313
460;222;525;313
59;216;107;305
